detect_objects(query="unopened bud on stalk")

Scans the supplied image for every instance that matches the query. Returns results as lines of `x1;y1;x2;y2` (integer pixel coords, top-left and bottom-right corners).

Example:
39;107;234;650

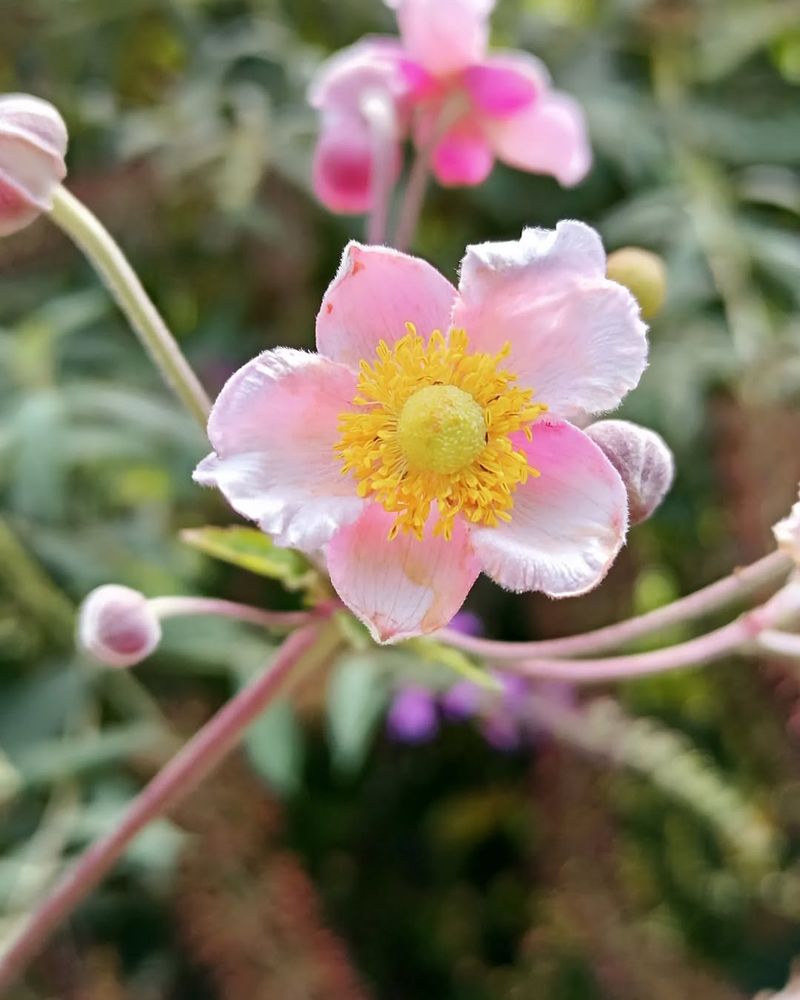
0;93;67;237
585;419;674;525
607;246;667;320
77;585;161;668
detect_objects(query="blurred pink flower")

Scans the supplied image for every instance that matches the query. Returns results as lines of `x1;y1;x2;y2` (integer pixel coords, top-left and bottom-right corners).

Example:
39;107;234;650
195;221;647;643
0;94;67;237
308;0;591;212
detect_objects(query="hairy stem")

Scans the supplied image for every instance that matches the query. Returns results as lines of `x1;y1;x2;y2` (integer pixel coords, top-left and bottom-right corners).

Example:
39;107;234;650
0;624;335;992
438;550;790;660
47;186;211;429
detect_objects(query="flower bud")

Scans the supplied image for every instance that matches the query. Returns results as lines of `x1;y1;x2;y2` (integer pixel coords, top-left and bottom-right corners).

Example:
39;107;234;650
77;585;161;668
0;93;68;237
607;246;667;320
585;419;674;525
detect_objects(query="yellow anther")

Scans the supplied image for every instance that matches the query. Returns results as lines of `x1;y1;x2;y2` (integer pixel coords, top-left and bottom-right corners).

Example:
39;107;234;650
335;328;547;540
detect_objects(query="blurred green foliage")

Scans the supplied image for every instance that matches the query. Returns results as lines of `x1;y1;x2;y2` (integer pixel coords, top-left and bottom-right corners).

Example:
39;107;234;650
2;0;800;996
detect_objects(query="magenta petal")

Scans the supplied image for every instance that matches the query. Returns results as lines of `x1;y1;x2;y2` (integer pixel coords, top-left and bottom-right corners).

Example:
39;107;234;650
388;0;495;76
312;114;377;215
463;61;539;117
316;242;457;368
327;504;480;644
470;419;628;597
194;349;364;551
431;122;495;187
454;221;648;420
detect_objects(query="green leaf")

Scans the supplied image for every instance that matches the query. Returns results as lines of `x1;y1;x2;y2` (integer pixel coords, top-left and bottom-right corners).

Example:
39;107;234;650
245;698;304;795
180;526;324;598
327;654;391;774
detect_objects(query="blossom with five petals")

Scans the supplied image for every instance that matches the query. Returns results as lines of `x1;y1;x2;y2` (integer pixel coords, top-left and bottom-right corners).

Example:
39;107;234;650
309;0;591;213
195;221;647;643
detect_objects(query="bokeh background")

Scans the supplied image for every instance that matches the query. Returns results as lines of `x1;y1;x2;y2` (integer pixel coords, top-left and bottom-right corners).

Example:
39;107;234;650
2;0;800;997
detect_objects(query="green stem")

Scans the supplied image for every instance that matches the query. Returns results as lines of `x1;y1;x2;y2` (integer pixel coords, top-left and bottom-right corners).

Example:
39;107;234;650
47;186;211;429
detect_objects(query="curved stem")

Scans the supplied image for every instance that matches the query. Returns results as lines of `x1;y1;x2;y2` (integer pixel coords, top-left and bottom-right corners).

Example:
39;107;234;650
757;629;800;660
393;145;431;252
501;585;800;684
392;94;469;252
362;91;397;246
0;624;331;992
147;596;316;631
47;186;211;429
438;550;791;660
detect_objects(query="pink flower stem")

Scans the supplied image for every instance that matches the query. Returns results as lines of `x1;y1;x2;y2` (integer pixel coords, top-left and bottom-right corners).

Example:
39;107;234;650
438;549;791;660
393;144;431;252
147;595;318;631
362;91;398;246
47;186;211;430
0;624;330;994
501;584;800;684
393;93;470;251
756;629;800;659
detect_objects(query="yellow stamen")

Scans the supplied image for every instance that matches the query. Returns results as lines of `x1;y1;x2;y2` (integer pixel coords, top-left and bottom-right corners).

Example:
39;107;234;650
335;325;547;540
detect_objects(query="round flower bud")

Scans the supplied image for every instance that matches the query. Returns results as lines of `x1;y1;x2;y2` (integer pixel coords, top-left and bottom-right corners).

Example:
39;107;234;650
607;246;667;320
0;93;68;237
585;419;675;525
77;585;161;668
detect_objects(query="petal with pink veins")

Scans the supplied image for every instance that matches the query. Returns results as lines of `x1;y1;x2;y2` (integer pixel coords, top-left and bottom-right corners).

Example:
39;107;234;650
317;242;457;368
387;0;495;76
432;120;495;186
486;88;592;186
327;504;481;643
470;419;628;597
194;349;364;551
453;221;647;419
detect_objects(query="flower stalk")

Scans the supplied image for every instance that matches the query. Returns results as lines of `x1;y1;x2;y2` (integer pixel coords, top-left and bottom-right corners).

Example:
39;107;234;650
362;90;398;246
0;622;340;992
500;583;800;683
47;185;211;429
437;549;791;660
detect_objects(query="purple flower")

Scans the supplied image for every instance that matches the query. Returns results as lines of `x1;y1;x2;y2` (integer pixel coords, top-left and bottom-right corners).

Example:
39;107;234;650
387;685;439;743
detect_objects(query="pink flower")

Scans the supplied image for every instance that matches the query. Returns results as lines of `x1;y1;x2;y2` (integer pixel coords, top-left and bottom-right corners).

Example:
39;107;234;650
195;221;647;643
0;94;67;237
309;39;408;214
308;0;591;212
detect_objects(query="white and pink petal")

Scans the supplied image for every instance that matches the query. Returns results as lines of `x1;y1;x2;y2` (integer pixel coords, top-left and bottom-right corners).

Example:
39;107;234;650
194;349;364;551
308;37;408;114
486;88;591;186
386;0;495;77
327;504;480;643
469;419;628;597
453;221;647;419
316;242;457;368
